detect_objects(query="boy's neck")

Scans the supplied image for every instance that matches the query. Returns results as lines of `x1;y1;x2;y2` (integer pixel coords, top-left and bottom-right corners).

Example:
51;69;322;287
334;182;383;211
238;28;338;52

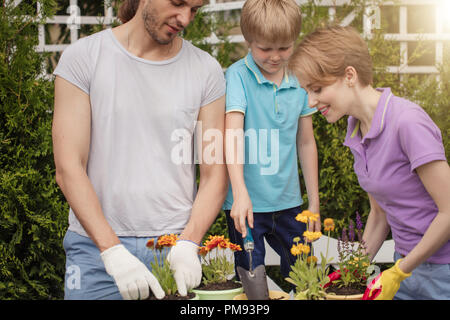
260;66;285;87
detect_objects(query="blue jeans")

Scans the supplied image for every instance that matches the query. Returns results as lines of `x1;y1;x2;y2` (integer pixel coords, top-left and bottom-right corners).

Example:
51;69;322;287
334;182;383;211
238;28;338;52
225;205;306;281
394;251;450;300
63;230;160;300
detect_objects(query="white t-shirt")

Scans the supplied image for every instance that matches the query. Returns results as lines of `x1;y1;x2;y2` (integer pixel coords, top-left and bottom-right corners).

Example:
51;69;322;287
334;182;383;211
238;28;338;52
53;28;225;237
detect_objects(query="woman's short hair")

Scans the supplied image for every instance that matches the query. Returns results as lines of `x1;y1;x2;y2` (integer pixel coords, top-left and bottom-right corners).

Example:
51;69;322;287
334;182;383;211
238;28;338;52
288;25;373;87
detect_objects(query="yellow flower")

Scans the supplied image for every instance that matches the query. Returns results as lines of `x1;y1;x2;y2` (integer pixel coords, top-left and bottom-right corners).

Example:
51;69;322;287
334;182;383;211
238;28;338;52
307;256;318;264
290;244;301;256
295;213;309;224
290;243;310;256
301;244;311;255
303;231;322;242
309;213;320;222
296;210;320;224
324;218;335;232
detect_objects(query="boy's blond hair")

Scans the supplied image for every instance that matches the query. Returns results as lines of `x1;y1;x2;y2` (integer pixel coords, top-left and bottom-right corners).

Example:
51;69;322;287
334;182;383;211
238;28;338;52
240;0;302;44
288;25;373;87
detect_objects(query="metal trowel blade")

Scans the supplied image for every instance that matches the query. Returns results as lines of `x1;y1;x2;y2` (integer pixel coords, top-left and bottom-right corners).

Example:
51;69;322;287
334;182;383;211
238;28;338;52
237;265;270;300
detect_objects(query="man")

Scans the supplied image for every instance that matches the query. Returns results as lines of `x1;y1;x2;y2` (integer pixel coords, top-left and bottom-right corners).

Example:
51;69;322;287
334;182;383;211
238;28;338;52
52;0;227;300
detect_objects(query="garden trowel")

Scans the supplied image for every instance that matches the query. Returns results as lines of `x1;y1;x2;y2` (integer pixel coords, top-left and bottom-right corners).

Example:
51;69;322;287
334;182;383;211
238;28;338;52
236;222;270;300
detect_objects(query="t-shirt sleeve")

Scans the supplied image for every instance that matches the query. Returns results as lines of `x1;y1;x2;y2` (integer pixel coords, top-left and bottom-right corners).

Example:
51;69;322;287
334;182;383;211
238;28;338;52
201;57;226;107
299;90;317;117
398;108;446;172
225;67;247;114
53;38;93;95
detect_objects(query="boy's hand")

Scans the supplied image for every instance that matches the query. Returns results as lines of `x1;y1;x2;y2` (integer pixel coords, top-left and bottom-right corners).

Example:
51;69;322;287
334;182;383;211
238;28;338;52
308;209;321;233
230;192;253;238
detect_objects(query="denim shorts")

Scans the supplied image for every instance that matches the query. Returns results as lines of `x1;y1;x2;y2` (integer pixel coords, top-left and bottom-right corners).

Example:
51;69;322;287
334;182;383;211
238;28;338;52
394;251;450;300
63;230;160;300
225;205;306;280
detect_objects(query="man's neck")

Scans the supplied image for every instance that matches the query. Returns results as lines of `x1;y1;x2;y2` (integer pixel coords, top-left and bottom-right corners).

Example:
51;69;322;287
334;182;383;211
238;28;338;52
112;22;182;62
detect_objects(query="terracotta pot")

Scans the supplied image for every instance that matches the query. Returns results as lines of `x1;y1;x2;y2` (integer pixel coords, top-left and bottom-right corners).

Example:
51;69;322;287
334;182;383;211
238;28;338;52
233;290;290;300
325;293;363;300
192;286;243;300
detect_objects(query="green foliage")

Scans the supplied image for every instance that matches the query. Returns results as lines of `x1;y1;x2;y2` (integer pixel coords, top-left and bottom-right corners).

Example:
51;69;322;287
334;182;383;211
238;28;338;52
147;245;178;296
183;9;239;68
200;250;235;286
285;251;330;300
0;0;67;299
199;236;241;285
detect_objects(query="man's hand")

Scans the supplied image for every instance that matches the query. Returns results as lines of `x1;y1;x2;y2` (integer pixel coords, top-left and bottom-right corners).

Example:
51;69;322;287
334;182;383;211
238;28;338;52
101;244;165;300
166;240;202;296
363;258;412;300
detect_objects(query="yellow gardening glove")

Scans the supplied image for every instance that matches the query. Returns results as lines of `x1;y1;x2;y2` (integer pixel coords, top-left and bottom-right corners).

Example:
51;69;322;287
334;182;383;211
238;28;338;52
366;258;412;300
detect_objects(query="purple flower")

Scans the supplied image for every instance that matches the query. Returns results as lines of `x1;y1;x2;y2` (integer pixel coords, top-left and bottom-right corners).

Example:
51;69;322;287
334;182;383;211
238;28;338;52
348;220;355;242
341;227;348;243
356;211;363;230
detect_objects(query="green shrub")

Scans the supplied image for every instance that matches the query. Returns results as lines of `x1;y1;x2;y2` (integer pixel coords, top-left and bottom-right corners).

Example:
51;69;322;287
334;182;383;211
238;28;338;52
0;0;67;299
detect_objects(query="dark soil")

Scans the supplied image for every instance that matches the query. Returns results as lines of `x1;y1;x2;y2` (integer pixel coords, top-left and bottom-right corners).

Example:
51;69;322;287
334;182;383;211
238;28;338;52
325;282;365;296
195;280;242;291
147;291;196;300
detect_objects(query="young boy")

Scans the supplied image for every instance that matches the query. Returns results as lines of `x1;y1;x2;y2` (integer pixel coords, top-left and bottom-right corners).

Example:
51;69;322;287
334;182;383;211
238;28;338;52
223;0;320;281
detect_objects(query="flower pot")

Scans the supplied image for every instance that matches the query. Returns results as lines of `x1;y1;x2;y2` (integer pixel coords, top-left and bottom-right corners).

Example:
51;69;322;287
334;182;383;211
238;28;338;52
190;293;200;300
325;293;363;300
233;290;290;300
192;286;243;300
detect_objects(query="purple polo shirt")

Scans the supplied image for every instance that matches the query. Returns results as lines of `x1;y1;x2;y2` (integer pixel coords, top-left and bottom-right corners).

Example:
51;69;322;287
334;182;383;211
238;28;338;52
344;88;449;264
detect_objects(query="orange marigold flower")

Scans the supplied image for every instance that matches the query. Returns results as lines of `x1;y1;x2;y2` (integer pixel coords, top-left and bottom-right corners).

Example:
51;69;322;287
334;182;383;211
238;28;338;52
204;235;226;250
156;234;179;249
324;218;335;232
228;243;242;252
218;239;229;249
146;239;155;249
199;246;210;256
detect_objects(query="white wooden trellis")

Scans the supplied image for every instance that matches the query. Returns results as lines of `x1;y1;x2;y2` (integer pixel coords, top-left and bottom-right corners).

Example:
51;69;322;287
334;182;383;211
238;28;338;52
8;0;449;76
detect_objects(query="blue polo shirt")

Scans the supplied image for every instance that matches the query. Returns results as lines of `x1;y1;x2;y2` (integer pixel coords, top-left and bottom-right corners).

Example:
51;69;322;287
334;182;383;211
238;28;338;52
223;53;317;212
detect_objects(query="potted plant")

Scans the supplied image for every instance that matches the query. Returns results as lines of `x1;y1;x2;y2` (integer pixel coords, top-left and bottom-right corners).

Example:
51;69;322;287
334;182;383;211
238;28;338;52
285;210;334;300
146;234;198;300
324;212;375;300
192;235;244;300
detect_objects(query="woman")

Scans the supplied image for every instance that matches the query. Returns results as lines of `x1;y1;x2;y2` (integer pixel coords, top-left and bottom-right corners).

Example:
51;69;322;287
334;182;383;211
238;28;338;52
288;25;450;300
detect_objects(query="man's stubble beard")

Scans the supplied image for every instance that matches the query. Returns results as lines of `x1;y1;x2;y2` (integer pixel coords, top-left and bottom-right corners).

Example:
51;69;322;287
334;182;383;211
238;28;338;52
141;2;174;45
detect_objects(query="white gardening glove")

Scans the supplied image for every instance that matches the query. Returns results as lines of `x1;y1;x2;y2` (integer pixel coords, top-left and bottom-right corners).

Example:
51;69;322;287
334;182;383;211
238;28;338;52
166;240;202;296
101;244;165;300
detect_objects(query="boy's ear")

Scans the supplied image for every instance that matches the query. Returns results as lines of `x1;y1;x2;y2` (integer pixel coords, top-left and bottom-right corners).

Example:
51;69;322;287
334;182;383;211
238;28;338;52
344;66;358;87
